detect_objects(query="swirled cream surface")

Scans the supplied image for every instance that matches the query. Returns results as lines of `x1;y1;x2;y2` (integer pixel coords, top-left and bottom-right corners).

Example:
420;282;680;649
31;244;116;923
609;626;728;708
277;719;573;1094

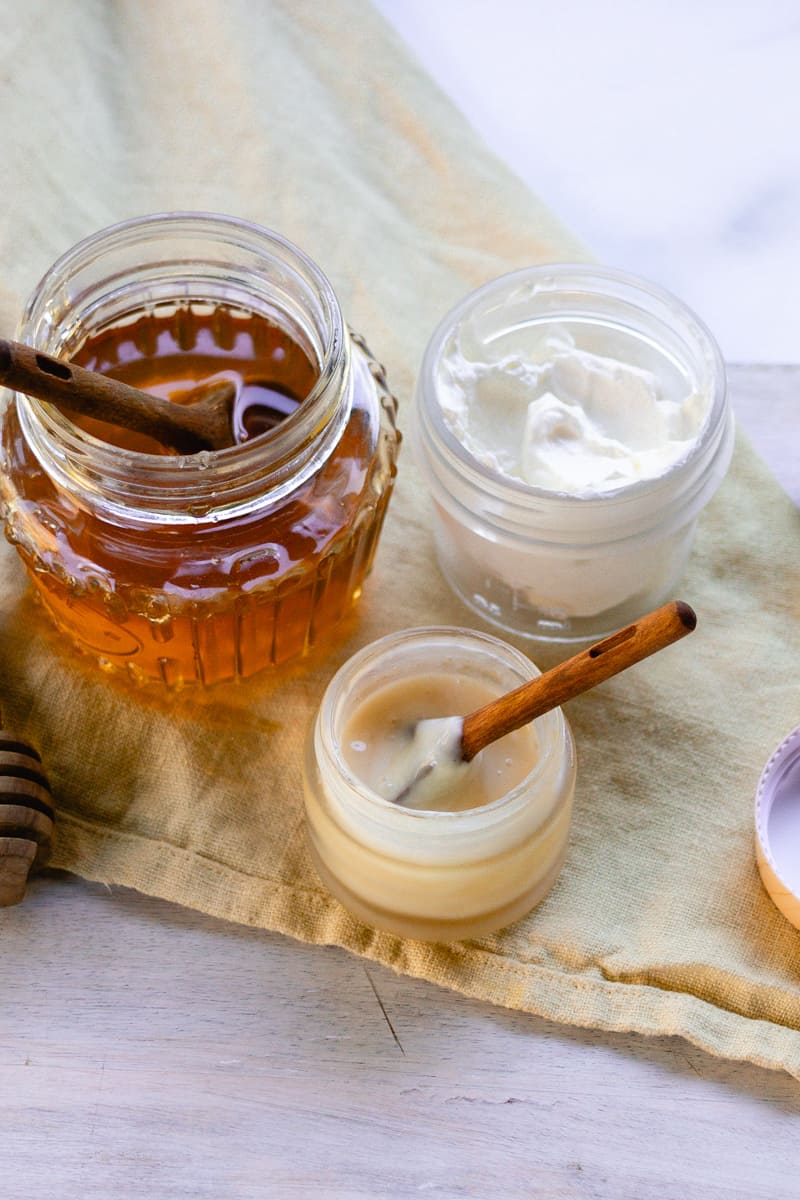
342;673;538;812
437;327;710;494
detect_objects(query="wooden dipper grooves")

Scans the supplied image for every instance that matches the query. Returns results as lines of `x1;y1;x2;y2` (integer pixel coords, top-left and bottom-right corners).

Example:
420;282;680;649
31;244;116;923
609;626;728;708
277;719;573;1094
0;730;56;907
0;337;238;454
460;600;697;762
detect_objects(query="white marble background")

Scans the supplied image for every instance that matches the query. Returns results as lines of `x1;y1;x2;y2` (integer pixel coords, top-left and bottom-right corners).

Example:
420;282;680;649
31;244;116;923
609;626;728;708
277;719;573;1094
375;0;800;365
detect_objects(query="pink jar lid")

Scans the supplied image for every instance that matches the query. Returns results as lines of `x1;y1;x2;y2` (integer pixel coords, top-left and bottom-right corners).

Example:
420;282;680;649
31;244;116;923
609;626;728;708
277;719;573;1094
755;725;800;930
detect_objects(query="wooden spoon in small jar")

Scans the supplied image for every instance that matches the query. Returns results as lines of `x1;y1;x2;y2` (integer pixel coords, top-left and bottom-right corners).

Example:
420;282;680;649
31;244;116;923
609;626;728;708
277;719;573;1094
0;337;238;454
393;601;697;806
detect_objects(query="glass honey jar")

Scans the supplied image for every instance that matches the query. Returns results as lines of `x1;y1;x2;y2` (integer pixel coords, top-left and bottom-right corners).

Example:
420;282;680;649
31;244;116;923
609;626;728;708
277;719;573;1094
0;214;400;685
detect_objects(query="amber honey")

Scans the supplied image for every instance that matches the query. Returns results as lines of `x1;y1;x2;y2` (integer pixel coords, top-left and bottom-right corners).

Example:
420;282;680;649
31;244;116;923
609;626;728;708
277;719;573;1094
2;218;399;688
67;306;320;454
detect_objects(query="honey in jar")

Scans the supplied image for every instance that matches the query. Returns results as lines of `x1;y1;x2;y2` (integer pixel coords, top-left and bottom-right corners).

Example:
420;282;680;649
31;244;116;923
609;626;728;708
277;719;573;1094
0;215;400;686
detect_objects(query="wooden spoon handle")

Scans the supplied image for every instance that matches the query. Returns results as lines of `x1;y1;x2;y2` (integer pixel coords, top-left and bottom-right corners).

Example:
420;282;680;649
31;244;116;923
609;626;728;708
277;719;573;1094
460;600;697;761
0;338;233;454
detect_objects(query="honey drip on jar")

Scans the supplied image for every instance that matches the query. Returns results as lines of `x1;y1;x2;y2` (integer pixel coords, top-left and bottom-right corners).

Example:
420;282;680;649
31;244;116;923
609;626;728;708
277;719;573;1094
1;304;397;685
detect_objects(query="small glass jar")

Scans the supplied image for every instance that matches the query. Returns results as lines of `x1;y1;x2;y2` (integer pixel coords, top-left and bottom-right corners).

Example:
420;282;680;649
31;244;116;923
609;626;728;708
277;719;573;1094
0;214;400;685
303;626;576;941
414;265;734;643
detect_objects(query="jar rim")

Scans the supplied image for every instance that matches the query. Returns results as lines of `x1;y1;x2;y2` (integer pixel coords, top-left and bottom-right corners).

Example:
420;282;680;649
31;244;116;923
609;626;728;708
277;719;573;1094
415;262;729;513
16;212;352;522
316;625;566;826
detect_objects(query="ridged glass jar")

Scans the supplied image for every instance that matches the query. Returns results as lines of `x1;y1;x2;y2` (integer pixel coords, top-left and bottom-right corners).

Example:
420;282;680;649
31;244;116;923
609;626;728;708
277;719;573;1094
0;214;400;685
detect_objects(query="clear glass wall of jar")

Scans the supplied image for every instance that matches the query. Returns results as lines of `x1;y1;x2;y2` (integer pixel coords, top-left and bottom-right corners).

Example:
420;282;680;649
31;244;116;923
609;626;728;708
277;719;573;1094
0;214;400;685
414;265;733;644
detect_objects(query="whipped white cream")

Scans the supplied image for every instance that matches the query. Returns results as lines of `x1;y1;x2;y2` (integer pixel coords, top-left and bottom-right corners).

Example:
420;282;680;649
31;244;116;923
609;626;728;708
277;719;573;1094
437;328;709;495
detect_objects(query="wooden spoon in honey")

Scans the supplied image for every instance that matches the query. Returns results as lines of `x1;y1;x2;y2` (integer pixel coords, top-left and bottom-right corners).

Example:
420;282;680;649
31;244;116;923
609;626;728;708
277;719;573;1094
0;337;240;454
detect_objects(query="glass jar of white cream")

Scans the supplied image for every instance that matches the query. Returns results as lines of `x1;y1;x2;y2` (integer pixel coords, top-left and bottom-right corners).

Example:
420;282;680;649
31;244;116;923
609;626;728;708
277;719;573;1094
414;265;734;643
303;626;576;942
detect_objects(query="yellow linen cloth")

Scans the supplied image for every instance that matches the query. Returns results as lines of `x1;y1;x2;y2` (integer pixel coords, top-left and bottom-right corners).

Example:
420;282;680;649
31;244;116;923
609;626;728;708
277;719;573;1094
0;0;798;1077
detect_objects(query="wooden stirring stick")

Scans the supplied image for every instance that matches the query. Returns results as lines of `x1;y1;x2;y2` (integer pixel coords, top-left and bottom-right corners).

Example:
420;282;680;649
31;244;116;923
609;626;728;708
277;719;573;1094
461;600;697;761
391;601;697;807
0;337;237;454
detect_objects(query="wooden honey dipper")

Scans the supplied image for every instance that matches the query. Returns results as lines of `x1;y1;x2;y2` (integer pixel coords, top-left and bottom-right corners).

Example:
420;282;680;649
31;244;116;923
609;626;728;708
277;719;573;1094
0;724;55;906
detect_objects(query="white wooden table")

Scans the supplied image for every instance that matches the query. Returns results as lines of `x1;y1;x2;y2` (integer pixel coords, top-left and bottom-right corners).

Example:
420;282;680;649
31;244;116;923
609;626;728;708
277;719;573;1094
2;366;798;1199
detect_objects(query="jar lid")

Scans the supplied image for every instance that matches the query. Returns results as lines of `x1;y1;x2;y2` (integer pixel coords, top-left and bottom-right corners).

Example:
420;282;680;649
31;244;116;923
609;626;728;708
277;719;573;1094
755;725;800;930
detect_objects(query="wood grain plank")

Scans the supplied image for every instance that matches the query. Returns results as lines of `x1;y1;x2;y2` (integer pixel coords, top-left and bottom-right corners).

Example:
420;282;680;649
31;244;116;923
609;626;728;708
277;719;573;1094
729;363;799;505
2;872;799;1200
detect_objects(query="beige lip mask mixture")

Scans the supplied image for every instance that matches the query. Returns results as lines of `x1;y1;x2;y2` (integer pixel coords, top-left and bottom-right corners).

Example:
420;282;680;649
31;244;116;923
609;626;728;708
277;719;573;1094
341;673;539;812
